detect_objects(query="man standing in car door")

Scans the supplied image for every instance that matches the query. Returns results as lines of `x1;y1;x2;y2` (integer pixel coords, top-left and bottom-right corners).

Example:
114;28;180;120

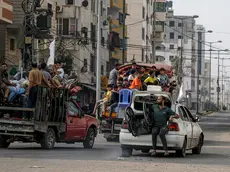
151;96;179;157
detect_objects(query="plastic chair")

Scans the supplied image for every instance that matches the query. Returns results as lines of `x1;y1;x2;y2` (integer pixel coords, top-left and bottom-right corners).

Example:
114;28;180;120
117;89;133;109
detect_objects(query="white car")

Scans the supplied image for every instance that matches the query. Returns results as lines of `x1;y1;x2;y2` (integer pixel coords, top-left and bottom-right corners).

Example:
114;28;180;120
119;89;204;157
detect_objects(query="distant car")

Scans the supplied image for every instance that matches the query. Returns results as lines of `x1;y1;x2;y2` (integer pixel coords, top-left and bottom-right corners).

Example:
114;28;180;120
119;89;204;157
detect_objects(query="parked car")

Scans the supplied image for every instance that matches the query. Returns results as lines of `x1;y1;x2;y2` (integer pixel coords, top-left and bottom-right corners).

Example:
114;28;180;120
119;88;204;157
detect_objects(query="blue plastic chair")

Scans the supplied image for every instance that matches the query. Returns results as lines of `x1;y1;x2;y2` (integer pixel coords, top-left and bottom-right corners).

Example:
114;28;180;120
116;89;133;111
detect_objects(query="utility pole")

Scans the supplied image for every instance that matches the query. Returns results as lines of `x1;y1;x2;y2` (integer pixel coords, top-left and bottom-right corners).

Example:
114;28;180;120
196;41;200;114
96;0;102;101
122;0;126;64
180;19;184;85
221;59;224;111
208;43;212;110
152;0;156;63
31;0;36;64
217;50;220;110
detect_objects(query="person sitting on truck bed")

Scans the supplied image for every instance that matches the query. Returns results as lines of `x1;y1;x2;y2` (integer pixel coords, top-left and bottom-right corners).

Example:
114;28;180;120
24;63;50;118
108;84;122;120
40;62;58;88
0;63;17;102
144;70;159;86
92;84;113;115
157;68;169;86
129;71;144;90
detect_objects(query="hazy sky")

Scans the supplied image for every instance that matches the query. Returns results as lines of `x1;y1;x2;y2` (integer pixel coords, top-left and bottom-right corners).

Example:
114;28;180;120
173;0;230;79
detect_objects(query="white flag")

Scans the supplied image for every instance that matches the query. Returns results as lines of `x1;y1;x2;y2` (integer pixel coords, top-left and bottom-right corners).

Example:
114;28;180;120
47;39;55;66
177;83;184;103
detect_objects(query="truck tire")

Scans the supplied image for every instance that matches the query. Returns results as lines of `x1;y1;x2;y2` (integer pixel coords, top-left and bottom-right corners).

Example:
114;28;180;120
83;128;95;149
40;128;56;149
0;136;10;148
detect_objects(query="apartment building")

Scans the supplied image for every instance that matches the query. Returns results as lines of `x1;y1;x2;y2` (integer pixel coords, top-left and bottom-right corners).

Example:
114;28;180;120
56;0;110;84
107;0;127;66
126;0;167;63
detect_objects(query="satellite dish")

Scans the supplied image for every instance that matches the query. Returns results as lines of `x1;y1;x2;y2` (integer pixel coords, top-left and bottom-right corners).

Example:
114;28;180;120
82;0;88;7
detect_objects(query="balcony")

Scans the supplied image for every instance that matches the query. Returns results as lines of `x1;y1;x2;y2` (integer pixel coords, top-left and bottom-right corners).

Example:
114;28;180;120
0;0;13;24
155;25;164;32
112;25;127;37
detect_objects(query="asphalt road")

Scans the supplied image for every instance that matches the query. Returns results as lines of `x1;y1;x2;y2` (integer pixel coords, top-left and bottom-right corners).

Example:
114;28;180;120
0;112;230;172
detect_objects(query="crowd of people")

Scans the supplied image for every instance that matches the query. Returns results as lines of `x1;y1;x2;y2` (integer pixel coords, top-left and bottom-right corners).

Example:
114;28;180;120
95;62;171;119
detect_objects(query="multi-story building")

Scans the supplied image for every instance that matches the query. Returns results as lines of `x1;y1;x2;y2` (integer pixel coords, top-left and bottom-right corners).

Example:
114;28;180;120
107;0;127;66
126;0;167;63
56;0;110;83
0;0;56;72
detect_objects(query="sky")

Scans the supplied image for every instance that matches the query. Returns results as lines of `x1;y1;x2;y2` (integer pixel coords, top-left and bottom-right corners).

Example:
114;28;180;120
172;0;230;80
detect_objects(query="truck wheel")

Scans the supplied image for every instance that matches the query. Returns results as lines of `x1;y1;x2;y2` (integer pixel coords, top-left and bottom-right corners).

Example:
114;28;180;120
121;147;133;157
0;136;10;148
40;128;56;149
83;128;95;149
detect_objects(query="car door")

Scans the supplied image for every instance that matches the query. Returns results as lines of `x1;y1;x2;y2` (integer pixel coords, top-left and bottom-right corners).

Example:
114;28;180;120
66;101;86;140
178;106;193;148
183;106;200;147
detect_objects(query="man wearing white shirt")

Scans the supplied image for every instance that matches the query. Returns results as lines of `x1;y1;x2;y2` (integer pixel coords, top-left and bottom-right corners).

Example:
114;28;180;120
53;62;65;85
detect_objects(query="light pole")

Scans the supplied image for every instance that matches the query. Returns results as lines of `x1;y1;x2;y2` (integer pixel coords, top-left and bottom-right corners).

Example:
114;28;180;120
170;15;199;85
207;40;222;110
217;49;229;110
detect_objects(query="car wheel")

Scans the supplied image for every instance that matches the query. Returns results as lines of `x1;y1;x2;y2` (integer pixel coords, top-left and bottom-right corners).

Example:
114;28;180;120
40;128;56;149
141;149;150;153
121;147;133;157
176;138;187;157
0;135;10;148
83;128;95;149
192;135;203;154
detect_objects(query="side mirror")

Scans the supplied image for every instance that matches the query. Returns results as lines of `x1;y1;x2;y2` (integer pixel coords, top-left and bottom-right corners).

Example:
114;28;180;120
194;115;200;122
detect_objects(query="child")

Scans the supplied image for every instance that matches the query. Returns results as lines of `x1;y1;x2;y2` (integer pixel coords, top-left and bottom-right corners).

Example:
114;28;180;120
157;68;169;86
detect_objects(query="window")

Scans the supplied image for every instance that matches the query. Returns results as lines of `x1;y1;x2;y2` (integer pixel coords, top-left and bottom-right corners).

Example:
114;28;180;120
142;7;145;19
169;56;174;61
101;65;104;75
48;3;52;10
169;44;174;49
119;12;124;24
90;54;96;73
83;59;88;67
58;18;78;36
170;32;174;39
182;106;195;122
10;38;15;51
155;2;166;12
205;63;208;69
142;28;145;40
178;106;189;121
169;21;175;27
142;48;144;61
91;0;96;13
68;102;81;116
178;35;183;39
66;0;74;5
100;1;103;16
178;23;182;27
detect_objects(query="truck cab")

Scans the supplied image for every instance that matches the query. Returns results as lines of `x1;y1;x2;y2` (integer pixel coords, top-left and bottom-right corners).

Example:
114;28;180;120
0;86;98;149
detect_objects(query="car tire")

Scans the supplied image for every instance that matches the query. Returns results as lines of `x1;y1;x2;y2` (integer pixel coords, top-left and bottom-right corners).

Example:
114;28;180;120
176;138;187;157
121;147;133;157
40;128;56;149
83;128;95;149
141;149;150;153
192;135;203;154
0;135;10;148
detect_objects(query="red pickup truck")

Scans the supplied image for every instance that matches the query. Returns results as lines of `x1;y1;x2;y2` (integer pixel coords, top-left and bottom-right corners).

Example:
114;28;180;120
0;87;98;149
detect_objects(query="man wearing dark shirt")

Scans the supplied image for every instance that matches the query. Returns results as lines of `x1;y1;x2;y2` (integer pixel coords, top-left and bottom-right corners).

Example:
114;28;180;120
151;96;179;156
108;85;121;119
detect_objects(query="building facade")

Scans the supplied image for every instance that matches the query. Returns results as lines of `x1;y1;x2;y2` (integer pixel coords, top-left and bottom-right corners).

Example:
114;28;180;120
126;0;167;63
108;0;127;66
56;0;110;85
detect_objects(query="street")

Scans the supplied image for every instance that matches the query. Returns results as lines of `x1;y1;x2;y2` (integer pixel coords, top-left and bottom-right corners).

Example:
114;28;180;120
0;112;230;172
